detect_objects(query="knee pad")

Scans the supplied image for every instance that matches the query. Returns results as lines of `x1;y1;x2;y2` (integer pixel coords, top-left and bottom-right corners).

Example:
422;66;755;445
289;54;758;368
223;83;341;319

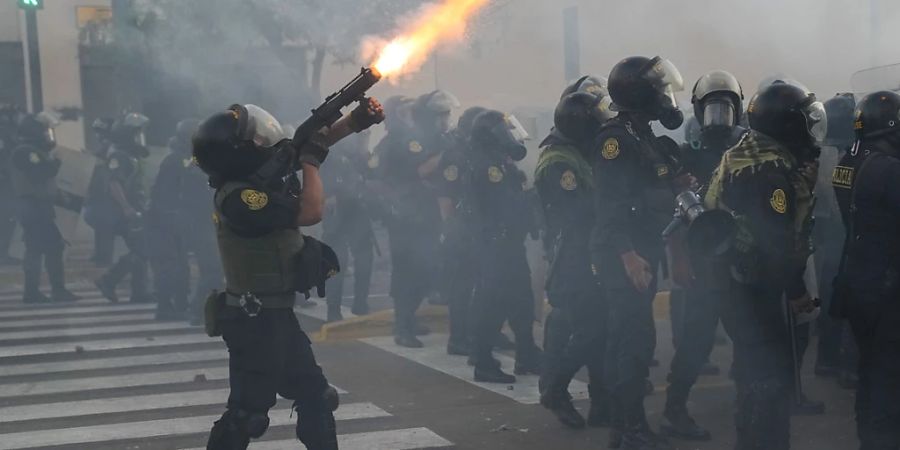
322;385;340;412
213;408;270;441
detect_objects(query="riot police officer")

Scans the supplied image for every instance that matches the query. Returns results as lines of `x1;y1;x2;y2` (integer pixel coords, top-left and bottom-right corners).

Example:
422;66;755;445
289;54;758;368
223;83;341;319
9;112;79;303
84;117;117;266
0;104;21;265
379;91;456;347
536;75;615;429
468;109;542;383
95;113;153;303
146;118;202;320
193;100;383;449
832;91;900;450
321;131;376;322
662;70;746;441
590;56;689;450
704;80;824;450
436;106;485;356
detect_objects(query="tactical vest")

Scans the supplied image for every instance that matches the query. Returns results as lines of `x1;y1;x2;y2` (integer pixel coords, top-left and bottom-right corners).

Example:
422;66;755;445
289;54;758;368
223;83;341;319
705;131;815;273
10;146;57;201
213;182;304;302
534;143;593;190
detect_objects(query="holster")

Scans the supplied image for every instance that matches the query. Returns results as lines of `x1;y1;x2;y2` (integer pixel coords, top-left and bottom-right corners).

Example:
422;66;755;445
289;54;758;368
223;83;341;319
293;236;340;299
204;290;226;337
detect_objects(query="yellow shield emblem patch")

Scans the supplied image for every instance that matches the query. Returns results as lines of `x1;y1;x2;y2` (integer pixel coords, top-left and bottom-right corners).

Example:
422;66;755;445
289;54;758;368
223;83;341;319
444;164;459;182
602;138;620;160
108;159;119;170
29;152;40;164
560;170;577;191
409;141;423;153
367;154;380;169
240;189;269;211
770;189;787;214
488;166;504;183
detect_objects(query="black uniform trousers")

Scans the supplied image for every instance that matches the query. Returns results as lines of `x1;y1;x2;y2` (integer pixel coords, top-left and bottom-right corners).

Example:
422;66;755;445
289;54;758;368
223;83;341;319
667;287;721;404
18;201;65;293
388;222;438;335
101;219;149;298
185;225;223;317
542;287;607;400
324;221;374;311
473;238;536;365
847;289;900;450
719;283;793;450
444;233;476;347
147;215;189;309
220;307;330;413
0;184;16;258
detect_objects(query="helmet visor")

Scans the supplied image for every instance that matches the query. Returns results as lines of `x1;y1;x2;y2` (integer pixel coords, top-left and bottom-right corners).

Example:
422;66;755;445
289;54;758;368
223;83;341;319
644;58;685;92
244;104;284;148
702;101;736;129
592;95;617;122
803;99;828;143
504;114;530;143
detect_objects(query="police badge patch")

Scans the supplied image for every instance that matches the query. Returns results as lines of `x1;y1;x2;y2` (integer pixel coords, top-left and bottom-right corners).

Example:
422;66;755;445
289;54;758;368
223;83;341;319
367;154;380;169
488;166;504;183
602;138;620;160
770;189;787;214
183;158;193;168
560;170;577;191
108;158;120;170
409;141;423;153
444;164;459;182
29;152;40;164
240;189;269;211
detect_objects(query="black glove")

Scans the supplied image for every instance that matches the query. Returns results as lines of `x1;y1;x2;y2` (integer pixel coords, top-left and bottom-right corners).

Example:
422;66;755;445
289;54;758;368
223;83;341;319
349;97;385;132
295;134;329;169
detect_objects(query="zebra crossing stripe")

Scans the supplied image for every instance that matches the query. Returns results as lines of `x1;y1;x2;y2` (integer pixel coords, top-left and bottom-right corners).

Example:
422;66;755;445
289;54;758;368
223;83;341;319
0;321;198;340
0;367;230;398
0;312;155;330
0;403;390;449
183;427;454;450
0;349;226;377
363;334;590;405
0;303;154;320
0;333;215;359
0;297;132;310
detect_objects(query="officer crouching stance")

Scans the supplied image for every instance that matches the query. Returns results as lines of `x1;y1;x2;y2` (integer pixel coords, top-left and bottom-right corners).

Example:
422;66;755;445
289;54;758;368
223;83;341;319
193;99;383;449
704;81;824;449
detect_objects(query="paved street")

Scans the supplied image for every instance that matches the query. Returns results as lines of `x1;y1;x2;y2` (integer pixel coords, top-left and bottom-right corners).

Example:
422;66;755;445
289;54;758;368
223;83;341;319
0;270;860;450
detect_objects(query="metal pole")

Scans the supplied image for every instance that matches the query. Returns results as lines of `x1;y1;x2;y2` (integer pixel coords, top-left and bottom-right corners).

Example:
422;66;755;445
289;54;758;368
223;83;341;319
562;6;581;83
23;9;43;113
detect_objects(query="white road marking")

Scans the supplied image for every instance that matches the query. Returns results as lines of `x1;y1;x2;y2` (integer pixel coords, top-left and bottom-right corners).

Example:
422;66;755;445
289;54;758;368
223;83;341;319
183;427;453;450
0;333;216;358
0;367;230;398
0;403;389;449
0;349;227;377
0;303;153;320
0;321;198;340
0;312;155;330
363;333;589;405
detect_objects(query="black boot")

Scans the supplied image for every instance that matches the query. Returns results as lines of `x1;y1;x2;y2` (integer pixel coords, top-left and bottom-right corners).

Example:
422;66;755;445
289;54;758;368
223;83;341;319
587;401;611;428
514;346;542;375
351;301;369;316
446;339;470;356
791;392;825;416
23;290;52;304
51;288;80;303
540;389;585;429
661;383;710;440
474;362;516;384
621;425;673;450
95;276;119;303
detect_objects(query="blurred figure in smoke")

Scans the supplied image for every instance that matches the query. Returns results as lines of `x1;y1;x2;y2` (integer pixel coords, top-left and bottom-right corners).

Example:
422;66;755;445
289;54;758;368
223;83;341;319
590;56;689;450
0;104;22;265
95;112;153;303
468;109;542;383
705;80;825;450
815;94;858;387
321;130;376;322
376;91;456;348
662;70;747;441
9;112;79;303
437;105;485;356
146;118;209;320
84;117;118;267
832;90;900;450
536;75;615;429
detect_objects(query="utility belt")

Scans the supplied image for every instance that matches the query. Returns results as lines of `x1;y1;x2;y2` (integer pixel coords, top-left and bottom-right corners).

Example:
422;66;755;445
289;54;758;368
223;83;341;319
203;290;295;337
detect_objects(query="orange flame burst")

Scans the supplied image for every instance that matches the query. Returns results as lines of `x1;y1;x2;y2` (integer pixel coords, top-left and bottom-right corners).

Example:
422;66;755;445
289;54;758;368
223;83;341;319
368;0;490;78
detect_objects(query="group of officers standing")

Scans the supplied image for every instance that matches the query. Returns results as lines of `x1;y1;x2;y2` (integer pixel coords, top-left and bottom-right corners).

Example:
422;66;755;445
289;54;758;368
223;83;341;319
2;52;899;450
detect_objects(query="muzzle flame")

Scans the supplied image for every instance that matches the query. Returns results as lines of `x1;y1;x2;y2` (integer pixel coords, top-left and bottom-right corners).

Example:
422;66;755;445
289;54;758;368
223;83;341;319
367;0;490;78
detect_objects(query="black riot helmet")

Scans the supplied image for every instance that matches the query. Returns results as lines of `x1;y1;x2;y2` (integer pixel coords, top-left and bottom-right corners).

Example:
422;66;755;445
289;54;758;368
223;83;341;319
169;118;201;154
608;56;685;129
457;106;488;141
192;104;286;184
111;112;150;157
555;91;615;144
823;93;857;148
383;95;415;134
412;90;460;135
470;110;529;161
560;75;610;99
16;111;60;151
691;70;744;131
853;91;900;144
748;81;827;148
